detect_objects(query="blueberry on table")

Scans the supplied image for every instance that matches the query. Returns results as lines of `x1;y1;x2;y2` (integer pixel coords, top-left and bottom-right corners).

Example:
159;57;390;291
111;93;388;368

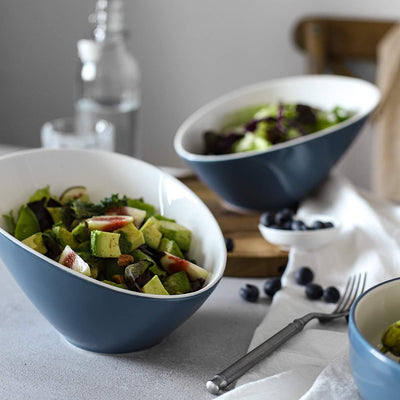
264;277;282;298
239;284;259;302
291;220;307;231
305;283;323;300
294;266;314;285
274;208;294;227
224;237;235;252
260;211;275;227
323;286;340;303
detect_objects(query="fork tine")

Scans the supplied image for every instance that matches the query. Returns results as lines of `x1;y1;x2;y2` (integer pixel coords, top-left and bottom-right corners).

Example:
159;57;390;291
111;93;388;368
334;272;367;314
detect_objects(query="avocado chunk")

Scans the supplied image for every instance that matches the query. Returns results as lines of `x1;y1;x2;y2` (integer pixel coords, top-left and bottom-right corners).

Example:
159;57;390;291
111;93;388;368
164;271;192;294
52;225;79;250
142;275;169;295
22;232;47;254
90;230;121;258
72;221;89;242
115;222;145;253
139;216;162;249
14;205;41;241
157;237;183;258
158;220;192;252
47;207;64;224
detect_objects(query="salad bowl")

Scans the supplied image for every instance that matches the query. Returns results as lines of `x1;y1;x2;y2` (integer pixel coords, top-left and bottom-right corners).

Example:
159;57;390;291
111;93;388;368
0;148;226;353
349;277;400;399
174;75;380;212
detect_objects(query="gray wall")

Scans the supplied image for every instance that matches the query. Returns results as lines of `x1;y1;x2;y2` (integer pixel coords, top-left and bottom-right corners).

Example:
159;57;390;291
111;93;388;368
0;0;399;189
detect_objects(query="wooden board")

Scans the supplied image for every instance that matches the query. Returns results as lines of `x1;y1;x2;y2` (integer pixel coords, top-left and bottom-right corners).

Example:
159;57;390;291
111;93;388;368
180;177;288;277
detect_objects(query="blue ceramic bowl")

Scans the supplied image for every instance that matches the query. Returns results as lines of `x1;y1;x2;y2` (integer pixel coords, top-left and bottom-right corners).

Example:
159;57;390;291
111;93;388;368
174;75;380;212
0;148;226;353
349;278;400;399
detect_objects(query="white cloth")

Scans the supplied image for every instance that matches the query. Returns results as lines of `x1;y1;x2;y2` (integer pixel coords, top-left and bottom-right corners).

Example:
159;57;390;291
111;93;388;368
219;174;400;399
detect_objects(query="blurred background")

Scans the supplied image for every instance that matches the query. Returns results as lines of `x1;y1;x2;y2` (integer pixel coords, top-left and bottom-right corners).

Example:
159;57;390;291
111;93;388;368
0;0;398;189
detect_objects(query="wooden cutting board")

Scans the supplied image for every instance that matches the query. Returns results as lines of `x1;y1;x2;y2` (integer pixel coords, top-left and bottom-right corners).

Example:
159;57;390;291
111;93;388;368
180;176;288;277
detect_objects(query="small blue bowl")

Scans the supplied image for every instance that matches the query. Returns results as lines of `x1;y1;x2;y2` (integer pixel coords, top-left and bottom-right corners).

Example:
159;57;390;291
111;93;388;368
0;149;226;353
174;75;380;212
349;277;400;400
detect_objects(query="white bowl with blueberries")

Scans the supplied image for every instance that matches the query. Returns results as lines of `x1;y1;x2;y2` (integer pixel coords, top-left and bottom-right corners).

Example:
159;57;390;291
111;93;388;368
258;208;341;251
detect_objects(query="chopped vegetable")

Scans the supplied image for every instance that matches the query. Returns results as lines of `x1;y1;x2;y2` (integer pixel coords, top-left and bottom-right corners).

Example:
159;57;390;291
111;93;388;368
203;103;354;155
3;186;209;296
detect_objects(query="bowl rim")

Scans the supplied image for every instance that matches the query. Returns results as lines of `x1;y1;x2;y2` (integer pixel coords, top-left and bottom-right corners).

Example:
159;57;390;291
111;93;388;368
0;148;227;300
349;277;400;370
174;74;381;163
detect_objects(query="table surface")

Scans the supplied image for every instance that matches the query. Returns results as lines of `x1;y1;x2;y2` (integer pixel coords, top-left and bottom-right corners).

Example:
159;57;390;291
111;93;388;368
0;145;269;399
0;260;268;400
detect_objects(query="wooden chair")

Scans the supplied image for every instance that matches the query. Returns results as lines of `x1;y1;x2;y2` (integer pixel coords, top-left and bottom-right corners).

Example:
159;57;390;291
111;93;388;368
293;17;396;77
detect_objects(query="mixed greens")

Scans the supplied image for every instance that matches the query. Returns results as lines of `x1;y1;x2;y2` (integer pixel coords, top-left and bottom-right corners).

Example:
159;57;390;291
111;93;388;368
2;186;208;296
203;103;354;155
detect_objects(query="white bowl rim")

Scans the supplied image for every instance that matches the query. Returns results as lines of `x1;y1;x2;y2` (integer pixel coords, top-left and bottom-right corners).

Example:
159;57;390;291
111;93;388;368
0;148;227;300
350;277;400;370
174;74;381;163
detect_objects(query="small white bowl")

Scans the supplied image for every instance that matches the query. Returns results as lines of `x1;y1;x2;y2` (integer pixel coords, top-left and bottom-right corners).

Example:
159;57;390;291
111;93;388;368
258;214;341;251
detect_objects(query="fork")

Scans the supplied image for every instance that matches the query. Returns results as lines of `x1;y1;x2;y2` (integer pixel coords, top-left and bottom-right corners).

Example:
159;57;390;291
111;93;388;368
206;272;367;395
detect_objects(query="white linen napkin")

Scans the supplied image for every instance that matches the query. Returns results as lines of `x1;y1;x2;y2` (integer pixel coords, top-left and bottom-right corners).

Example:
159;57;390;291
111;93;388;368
218;174;400;399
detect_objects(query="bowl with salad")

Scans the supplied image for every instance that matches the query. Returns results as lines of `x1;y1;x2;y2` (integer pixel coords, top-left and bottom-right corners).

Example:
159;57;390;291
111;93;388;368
349;277;400;399
174;75;380;212
0;148;226;353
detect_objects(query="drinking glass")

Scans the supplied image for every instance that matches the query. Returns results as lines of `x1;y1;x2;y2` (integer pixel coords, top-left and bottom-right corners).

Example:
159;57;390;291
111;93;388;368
41;117;115;151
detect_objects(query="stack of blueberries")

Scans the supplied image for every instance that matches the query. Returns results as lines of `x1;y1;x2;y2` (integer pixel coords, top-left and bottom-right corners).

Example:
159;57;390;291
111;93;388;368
260;208;334;231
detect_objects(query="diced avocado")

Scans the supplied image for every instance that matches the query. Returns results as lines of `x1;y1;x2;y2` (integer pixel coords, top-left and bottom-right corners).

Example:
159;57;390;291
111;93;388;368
158;220;191;252
164;271;192;295
139;216;162;249
142;275;169;295
22;232;47;254
46;207;63;224
14;205;41;241
115;222;145;253
90;230;121;258
52;225;79;250
157;237;183;258
72;221;89;242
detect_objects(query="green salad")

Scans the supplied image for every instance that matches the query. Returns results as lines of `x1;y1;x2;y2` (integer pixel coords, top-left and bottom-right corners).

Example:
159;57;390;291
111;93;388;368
2;186;208;296
203;103;354;155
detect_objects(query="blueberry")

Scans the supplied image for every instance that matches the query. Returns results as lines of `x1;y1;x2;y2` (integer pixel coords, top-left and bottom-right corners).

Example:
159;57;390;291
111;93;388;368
294;266;314;285
260;211;275;227
274;208;293;227
310;220;325;230
291;220;307;231
224;237;235;252
305;283;323;300
239;284;259;302
283;221;292;230
323;286;340;303
323;221;334;229
264;277;282;297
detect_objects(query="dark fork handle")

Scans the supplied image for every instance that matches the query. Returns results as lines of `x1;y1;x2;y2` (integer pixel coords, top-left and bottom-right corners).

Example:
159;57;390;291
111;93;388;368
206;313;316;395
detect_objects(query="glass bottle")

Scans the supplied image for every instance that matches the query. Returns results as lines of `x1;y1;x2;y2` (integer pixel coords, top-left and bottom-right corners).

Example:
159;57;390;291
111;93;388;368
74;0;141;157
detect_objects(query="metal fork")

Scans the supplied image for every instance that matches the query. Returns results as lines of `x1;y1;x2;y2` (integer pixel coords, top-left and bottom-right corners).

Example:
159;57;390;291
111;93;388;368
206;272;367;395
